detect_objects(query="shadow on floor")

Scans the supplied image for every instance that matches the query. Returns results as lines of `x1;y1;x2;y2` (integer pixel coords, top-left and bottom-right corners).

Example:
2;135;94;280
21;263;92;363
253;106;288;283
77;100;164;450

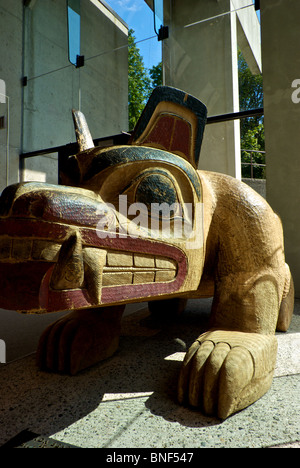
0;299;222;446
1;297;299;447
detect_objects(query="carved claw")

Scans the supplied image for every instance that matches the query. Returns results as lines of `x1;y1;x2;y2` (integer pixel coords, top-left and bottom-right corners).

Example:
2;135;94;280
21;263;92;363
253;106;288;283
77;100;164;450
178;330;278;419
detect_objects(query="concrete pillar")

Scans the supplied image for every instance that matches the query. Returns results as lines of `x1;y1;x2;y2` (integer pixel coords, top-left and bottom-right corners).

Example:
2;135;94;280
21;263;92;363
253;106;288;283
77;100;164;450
260;0;300;297
161;0;261;178
162;0;238;177
0;1;23;192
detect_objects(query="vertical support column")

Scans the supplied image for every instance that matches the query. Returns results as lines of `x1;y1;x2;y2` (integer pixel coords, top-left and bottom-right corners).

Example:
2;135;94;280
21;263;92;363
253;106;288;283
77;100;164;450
0;79;9;188
163;0;241;178
260;0;300;297
0;2;23;193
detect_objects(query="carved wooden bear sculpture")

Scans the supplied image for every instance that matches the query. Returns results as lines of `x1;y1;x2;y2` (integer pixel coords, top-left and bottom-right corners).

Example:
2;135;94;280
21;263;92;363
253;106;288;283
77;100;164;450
0;87;294;419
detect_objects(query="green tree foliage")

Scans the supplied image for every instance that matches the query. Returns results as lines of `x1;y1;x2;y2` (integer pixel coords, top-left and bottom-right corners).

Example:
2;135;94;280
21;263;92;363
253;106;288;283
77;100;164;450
128;29;162;130
149;61;162;89
128;29;151;131
238;50;265;178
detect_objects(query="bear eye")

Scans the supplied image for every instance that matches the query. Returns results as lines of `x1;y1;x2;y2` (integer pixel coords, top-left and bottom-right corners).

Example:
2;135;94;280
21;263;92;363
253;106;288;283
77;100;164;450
134;173;185;225
135;174;178;209
120;171;185;227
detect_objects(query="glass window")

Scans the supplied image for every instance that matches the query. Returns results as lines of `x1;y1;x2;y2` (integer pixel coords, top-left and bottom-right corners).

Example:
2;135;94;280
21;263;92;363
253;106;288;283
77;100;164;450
153;0;163;36
67;0;81;66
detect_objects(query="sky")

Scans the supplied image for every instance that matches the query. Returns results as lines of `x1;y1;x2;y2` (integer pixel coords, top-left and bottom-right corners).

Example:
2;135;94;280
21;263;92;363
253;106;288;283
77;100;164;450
105;0;162;70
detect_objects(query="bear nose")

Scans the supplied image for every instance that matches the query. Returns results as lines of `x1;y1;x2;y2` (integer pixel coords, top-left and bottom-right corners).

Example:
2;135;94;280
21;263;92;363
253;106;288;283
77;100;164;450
0;183;21;217
0;182;115;231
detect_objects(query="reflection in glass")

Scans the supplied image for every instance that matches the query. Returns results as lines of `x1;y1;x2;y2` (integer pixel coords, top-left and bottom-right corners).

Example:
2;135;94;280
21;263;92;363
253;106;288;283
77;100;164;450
67;0;81;66
153;0;163;35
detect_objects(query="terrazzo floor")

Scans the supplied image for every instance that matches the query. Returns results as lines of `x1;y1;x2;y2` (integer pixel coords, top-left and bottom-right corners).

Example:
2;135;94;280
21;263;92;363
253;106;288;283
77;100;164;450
0;298;299;449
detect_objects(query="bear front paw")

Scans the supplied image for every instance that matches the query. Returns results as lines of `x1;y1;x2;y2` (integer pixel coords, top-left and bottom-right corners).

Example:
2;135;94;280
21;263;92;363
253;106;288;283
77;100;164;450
36;306;124;375
178;330;278;419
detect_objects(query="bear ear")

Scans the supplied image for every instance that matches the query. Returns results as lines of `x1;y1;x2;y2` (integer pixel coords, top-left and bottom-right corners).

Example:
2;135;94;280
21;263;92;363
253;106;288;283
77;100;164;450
72;109;95;151
129;86;207;169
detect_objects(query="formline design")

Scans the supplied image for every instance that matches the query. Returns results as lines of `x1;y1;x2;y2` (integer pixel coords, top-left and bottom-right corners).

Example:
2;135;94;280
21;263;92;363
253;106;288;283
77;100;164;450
0;86;294;419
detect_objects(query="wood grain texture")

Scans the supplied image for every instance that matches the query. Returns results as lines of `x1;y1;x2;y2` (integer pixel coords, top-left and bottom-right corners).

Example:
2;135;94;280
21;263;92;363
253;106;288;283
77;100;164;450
0;86;294;419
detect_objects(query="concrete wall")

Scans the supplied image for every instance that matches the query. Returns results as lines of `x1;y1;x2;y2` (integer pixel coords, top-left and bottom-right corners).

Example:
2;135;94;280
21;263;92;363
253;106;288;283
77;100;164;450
260;0;300;297
242;178;266;199
233;0;261;74
0;1;23;191
0;0;128;192
0;0;129;362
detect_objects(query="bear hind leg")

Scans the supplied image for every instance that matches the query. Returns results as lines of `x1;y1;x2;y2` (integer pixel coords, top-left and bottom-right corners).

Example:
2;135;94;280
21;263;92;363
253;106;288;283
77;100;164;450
276;265;294;332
